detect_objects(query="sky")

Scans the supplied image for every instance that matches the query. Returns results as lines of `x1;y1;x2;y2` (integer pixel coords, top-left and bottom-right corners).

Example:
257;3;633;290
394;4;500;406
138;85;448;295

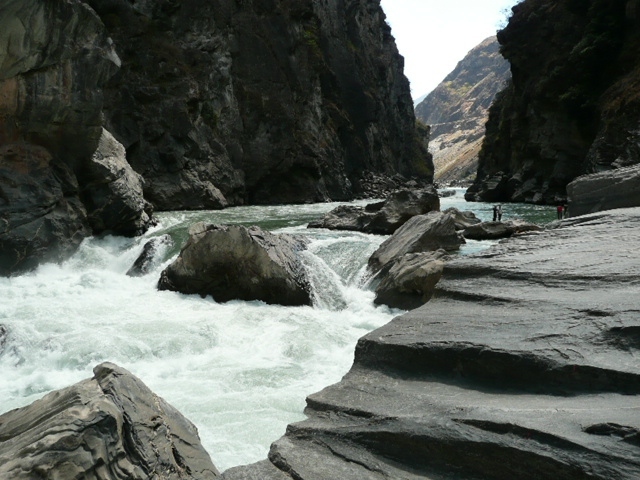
379;0;520;100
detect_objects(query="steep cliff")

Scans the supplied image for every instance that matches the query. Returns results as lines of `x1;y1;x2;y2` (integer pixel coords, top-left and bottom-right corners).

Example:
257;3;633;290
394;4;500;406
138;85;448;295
0;0;151;275
467;0;640;204
0;0;430;275
86;0;433;208
416;36;510;184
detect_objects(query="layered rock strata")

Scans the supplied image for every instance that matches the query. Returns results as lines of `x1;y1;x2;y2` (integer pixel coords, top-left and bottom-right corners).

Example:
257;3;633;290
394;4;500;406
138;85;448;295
468;0;640;204
0;362;219;479
415;36;510;184
84;0;433;208
225;206;640;479
158;223;311;306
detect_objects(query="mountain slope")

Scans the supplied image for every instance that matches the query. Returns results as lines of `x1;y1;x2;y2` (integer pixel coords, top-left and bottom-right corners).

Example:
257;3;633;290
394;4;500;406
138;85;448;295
415;36;510;184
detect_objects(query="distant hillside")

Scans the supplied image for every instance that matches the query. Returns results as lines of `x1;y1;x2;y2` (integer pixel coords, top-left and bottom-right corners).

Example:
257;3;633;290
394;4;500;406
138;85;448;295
415;36;510;184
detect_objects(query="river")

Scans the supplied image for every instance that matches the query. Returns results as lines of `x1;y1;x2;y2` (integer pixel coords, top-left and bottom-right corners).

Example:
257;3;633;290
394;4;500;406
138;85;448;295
0;189;555;471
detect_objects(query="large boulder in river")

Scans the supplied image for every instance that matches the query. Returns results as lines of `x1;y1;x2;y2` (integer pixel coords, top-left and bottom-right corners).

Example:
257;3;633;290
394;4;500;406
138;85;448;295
368;211;464;275
374;250;447;310
309;187;440;234
158;223;311;306
0;362;219;479
81;128;153;236
567;164;640;217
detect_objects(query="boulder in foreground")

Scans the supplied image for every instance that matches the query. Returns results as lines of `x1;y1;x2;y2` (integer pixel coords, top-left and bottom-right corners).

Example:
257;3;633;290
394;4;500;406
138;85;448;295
0;362;219;479
158;223;311;306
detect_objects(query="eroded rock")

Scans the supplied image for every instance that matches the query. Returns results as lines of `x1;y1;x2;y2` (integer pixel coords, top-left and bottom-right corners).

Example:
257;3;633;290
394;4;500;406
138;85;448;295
462;219;541;240
158;224;311;306
0;362;219;479
368;211;464;275
309;188;440;235
127;234;174;277
82;129;153;236
373;250;447;310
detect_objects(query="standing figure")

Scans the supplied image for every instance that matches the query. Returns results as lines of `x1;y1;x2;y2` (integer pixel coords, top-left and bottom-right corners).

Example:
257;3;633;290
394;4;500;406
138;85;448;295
563;204;568;218
497;205;503;221
493;205;498;222
557;204;564;220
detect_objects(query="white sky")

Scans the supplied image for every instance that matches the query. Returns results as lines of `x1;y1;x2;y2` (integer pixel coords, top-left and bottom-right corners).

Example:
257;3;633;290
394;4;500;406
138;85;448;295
380;0;520;100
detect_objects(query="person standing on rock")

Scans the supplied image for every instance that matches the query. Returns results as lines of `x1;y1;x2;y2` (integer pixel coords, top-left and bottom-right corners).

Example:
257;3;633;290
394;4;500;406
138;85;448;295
493;205;499;221
497;205;503;221
557;204;564;220
563;204;569;218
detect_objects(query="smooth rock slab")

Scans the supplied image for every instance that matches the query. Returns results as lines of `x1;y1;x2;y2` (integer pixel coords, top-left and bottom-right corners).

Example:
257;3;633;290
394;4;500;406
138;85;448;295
158;223;311;306
0;362;219;479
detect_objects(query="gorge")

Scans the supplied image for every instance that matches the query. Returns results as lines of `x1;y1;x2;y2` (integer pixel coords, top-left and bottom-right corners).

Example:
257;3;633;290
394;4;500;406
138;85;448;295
2;0;640;478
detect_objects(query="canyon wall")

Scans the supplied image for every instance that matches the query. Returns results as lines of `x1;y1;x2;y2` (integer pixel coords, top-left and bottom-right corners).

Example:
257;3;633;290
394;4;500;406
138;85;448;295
85;0;432;208
0;0;431;274
467;0;640;204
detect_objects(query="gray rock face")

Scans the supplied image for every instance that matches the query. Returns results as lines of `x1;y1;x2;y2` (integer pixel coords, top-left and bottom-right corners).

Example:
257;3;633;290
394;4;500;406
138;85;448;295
567;163;640;217
158;223;311;306
82;129;153;236
373;250;447;310
127;234;174;277
0;0;120;275
442;206;481;230
308;188;440;234
225;207;640;480
0;362;219;479
462;220;542;240
84;0;433;208
368;211;464;274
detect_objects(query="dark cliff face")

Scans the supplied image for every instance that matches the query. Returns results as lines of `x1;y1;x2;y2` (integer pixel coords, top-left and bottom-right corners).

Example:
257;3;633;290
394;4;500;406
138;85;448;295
467;0;640;204
0;0;430;275
86;0;433;209
0;0;121;274
415;36;510;184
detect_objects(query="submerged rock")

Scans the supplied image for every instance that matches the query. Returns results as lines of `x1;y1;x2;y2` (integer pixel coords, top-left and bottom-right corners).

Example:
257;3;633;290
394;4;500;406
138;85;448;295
127;234;174;277
308;188;440;235
567;164;640;217
158;223;311;306
368;211;464;275
0;362;219;479
373;250;447;310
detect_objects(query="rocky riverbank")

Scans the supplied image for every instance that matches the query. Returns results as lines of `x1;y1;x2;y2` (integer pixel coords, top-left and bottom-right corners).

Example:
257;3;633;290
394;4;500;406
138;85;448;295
3;205;638;478
224;206;640;479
